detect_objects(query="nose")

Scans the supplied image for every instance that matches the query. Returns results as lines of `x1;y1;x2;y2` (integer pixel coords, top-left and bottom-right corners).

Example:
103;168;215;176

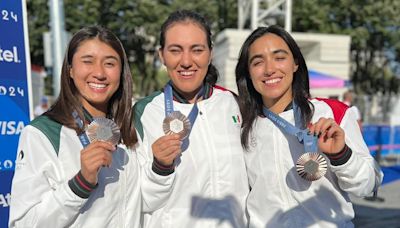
180;50;193;69
264;62;276;76
93;63;106;80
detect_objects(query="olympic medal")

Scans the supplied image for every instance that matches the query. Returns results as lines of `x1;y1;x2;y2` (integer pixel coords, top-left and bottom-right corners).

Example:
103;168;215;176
86;117;121;146
163;111;191;139
296;152;327;181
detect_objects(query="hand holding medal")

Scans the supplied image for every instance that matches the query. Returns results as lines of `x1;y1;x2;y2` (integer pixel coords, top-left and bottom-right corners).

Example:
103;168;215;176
83;117;120;184
308;117;346;155
294;130;328;181
264;103;329;181
73;111;121;185
151;81;203;166
151;134;182;166
296;117;346;181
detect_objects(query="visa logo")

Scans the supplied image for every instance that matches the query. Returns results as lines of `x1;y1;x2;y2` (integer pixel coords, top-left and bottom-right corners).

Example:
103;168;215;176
0;193;11;207
0;46;21;63
0;121;25;135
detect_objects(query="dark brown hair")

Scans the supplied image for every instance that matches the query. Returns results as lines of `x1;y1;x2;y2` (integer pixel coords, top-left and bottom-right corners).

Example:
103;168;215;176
236;25;313;149
45;26;137;148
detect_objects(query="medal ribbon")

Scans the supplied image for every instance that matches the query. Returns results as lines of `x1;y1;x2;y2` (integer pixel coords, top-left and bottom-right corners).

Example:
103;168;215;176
72;110;91;147
164;81;204;131
262;102;317;153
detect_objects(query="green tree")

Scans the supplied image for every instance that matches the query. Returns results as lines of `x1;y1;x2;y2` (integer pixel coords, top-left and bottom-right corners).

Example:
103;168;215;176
27;0;49;67
293;0;400;95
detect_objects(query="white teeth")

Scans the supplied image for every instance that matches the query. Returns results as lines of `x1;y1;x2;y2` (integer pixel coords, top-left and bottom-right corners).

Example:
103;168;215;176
265;78;281;84
89;83;106;88
180;71;194;76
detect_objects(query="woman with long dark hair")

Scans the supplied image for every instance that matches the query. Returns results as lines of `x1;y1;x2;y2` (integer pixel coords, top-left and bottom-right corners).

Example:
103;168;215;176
10;26;142;227
236;25;382;227
134;10;249;228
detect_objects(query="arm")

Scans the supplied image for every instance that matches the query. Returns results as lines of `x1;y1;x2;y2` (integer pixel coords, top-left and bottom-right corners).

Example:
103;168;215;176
9;126;86;228
136;131;177;213
309;108;383;197
332;108;383;197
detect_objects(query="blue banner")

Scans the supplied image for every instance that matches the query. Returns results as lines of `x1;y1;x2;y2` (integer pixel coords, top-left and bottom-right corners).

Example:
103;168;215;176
0;0;32;227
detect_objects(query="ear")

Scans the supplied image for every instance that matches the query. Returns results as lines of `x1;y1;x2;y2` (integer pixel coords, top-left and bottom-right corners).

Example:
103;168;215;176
293;64;299;73
158;48;165;65
208;50;213;65
69;66;74;79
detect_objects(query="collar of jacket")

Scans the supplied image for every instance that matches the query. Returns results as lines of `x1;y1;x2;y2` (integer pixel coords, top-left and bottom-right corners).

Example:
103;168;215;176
164;82;213;104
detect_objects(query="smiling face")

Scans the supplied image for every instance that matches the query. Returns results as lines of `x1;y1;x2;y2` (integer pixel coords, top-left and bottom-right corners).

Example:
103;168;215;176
70;38;121;116
159;21;212;102
248;33;298;111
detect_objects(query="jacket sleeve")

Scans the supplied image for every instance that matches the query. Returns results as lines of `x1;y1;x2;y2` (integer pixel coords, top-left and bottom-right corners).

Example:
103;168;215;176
329;107;383;197
136;129;176;213
9;126;86;228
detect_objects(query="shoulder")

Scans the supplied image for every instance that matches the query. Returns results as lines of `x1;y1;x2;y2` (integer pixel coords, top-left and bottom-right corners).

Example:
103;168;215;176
311;98;349;124
133;91;163;141
213;85;236;95
30;115;63;134
211;85;238;100
29;115;63;154
133;91;162;116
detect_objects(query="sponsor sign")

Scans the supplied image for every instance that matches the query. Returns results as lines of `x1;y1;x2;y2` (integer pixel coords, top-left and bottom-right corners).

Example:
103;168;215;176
0;0;32;226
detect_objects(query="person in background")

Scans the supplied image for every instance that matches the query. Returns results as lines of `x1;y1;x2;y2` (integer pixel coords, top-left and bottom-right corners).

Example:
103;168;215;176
9;26;173;228
34;96;49;117
134;10;249;228
343;90;362;130
235;25;383;228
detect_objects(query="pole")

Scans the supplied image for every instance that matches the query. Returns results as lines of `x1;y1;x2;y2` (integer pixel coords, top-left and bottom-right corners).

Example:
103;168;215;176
49;0;66;97
285;0;292;33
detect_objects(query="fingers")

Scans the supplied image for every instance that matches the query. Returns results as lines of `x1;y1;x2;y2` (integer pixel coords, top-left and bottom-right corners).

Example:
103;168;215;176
309;118;338;139
308;117;346;154
152;134;182;166
80;141;116;184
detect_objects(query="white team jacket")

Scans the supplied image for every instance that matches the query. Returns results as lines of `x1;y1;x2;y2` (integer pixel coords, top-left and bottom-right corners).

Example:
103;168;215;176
134;87;249;228
245;99;383;228
9;115;174;228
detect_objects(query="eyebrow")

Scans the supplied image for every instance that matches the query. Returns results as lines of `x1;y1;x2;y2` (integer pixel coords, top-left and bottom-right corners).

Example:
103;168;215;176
166;44;207;49
80;55;119;61
273;49;289;55
249;54;263;64
248;49;289;63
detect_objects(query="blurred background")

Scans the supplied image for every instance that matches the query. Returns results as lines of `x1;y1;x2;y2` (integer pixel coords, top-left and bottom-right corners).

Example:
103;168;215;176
2;0;400;227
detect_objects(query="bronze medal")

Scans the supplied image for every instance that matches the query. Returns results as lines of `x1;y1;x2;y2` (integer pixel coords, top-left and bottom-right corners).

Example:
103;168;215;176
163;111;191;139
86;117;121;146
296;152;327;181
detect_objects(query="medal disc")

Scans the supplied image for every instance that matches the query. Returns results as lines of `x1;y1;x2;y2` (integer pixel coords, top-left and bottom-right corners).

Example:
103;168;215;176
86;117;121;146
163;111;191;139
296;152;327;181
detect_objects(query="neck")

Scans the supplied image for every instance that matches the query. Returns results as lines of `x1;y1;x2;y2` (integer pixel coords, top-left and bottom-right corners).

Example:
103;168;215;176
82;103;107;118
173;85;202;104
263;91;293;114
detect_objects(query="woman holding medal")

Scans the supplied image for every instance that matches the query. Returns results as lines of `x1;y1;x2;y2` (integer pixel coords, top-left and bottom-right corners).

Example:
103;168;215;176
9;26;170;228
235;25;383;228
134;10;249;228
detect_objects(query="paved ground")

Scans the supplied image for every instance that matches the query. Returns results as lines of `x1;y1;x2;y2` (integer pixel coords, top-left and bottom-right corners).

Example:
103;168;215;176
351;180;400;228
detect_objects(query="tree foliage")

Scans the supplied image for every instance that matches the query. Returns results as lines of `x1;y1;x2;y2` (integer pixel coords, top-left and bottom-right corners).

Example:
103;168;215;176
27;1;399;96
293;0;400;95
27;0;237;97
27;0;49;67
